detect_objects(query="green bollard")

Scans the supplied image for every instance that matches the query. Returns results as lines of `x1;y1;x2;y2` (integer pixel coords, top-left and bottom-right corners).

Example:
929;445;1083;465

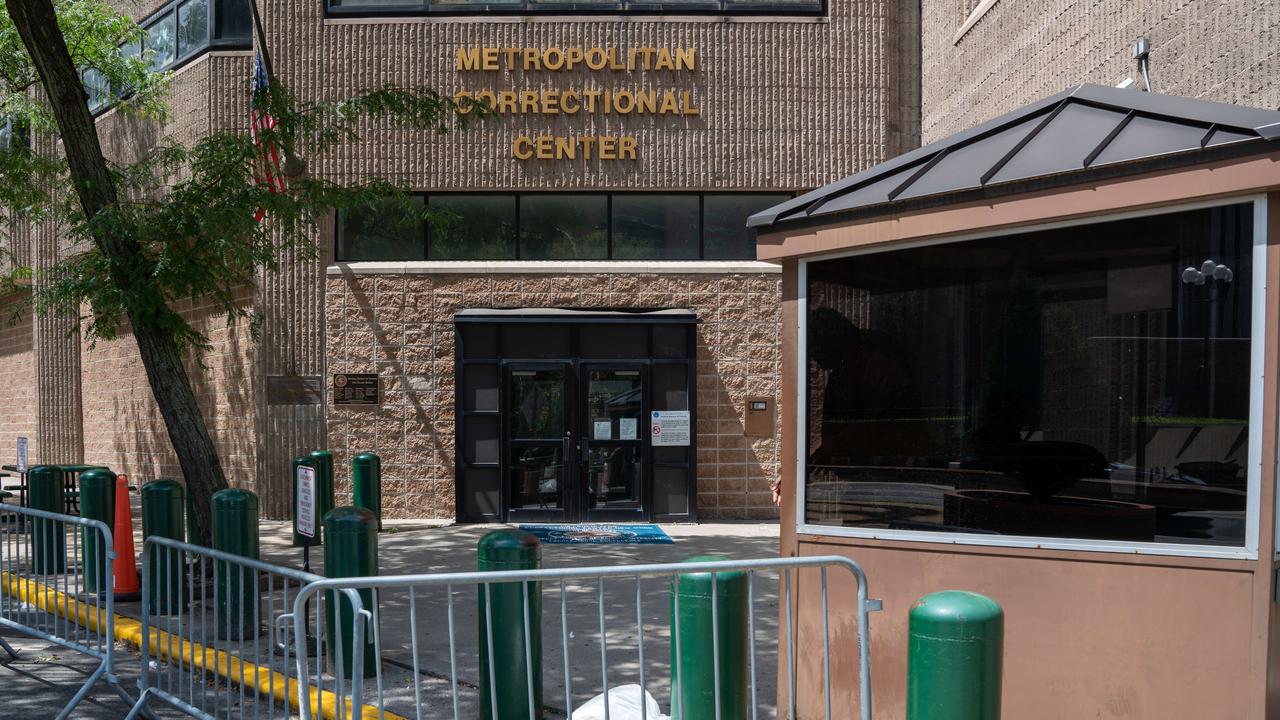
28;465;66;574
323;506;378;679
670;555;749;720
78;469;116;595
212;489;260;640
142;480;187;614
292;456;322;547
907;591;1004;720
352;452;382;531
478;530;542;720
308;450;336;531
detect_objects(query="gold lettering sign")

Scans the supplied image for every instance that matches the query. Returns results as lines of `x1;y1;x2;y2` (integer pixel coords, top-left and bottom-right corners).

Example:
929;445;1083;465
454;46;700;161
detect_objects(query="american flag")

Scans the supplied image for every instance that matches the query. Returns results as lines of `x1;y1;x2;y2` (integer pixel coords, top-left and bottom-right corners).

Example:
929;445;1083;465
250;51;285;220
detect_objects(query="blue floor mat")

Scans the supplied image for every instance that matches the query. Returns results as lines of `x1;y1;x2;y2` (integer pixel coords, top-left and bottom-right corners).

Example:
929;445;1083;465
518;523;673;545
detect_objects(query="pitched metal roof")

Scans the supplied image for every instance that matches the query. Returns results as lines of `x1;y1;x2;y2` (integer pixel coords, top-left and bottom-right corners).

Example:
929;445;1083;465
749;84;1280;230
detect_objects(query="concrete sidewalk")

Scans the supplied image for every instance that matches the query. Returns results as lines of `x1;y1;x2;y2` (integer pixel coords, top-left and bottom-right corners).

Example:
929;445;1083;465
4;518;782;719
254;520;783;719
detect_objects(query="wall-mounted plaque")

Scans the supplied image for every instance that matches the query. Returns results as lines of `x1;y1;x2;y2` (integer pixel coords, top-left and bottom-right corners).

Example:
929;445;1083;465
332;373;380;406
267;375;324;405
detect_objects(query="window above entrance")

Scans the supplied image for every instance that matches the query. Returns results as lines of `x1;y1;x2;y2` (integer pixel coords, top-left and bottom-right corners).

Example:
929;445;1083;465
326;0;822;17
336;192;789;263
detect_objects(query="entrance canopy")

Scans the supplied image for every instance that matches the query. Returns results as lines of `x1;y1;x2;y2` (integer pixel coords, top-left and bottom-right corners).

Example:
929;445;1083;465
750;84;1280;231
454;307;699;324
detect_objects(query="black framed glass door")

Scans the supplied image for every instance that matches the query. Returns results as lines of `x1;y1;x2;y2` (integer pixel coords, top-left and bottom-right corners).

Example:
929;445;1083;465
505;363;572;522
580;364;646;521
455;312;698;524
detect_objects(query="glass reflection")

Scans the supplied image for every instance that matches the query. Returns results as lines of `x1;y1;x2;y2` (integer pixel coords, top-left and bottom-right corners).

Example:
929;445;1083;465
804;203;1253;546
429;195;516;260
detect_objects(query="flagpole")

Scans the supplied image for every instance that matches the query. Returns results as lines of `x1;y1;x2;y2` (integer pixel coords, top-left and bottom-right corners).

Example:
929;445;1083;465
246;0;304;177
248;0;276;80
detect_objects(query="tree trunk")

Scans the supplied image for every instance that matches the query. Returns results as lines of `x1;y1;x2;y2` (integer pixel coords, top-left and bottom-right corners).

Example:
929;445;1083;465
7;0;229;545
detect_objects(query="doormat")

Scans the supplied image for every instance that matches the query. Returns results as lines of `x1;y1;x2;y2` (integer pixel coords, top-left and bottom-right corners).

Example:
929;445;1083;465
518;523;673;545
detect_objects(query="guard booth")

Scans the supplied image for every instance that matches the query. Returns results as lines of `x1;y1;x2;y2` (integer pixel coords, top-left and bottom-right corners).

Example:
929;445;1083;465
750;85;1280;717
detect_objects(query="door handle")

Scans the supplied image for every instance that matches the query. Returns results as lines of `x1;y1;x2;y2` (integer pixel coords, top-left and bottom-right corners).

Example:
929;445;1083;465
562;435;571;463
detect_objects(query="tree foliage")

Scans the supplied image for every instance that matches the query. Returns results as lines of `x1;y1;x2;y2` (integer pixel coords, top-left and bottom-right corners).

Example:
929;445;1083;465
2;0;485;541
1;0;486;352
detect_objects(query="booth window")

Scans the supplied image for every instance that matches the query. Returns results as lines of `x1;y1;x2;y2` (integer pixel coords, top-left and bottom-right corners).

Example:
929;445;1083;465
336;192;789;262
802;202;1254;547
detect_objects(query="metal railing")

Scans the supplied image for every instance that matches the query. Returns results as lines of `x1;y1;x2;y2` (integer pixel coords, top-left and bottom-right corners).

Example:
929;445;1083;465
293;555;878;720
126;535;370;720
0;503;137;719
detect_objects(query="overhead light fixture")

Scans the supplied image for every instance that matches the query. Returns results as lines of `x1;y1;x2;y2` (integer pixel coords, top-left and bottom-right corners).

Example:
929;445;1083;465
1182;259;1234;285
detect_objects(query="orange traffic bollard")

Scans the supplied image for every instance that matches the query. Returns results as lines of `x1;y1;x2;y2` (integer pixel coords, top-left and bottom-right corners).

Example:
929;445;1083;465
113;474;141;601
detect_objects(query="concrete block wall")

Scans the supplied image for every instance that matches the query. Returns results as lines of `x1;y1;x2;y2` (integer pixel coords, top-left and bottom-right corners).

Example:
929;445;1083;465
264;0;922;191
922;0;1280;143
78;287;260;490
325;270;783;520
0;296;36;467
75;52;262;489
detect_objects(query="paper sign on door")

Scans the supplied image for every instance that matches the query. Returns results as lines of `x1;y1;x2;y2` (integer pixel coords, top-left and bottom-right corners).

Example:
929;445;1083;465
594;420;612;440
651;410;691;446
619;418;637;440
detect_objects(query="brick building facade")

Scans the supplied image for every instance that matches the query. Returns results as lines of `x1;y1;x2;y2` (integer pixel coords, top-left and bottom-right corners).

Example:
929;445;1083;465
1;0;1275;523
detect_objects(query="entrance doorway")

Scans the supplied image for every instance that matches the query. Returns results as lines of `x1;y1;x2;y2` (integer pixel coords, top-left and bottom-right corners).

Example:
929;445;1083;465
455;310;697;524
506;363;646;522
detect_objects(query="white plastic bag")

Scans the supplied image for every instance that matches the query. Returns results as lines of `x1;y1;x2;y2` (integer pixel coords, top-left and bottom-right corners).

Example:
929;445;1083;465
571;684;670;720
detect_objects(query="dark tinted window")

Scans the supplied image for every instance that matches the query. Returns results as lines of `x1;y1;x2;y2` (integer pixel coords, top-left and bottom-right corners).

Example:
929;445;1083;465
327;0;821;14
338;197;425;261
145;12;177;70
177;0;209;57
612;195;700;260
429;195;516;260
580;324;648;358
501;325;570;358
459;324;497;358
463;365;499;411
521;194;608;260
213;0;253;40
83;69;110;113
804;203;1254;546
335;193;791;262
704;194;789;260
653;325;690;358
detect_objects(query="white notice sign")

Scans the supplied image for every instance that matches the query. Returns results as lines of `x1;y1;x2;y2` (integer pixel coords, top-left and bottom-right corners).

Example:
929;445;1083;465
650;410;691;447
594;420;612;440
15;437;27;473
296;465;316;538
619;418;637;441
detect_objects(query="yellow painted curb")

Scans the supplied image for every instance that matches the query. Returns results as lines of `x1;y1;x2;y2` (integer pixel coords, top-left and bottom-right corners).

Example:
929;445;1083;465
1;571;407;720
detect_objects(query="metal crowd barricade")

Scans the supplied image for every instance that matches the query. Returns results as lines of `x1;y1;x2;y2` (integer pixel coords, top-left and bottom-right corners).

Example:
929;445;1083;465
126;535;371;720
293;555;879;720
0;503;136;719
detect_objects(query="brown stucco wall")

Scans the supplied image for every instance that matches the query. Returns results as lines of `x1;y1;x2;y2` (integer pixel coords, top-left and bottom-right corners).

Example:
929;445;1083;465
791;538;1259;720
325;268;783;519
920;0;1280;143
